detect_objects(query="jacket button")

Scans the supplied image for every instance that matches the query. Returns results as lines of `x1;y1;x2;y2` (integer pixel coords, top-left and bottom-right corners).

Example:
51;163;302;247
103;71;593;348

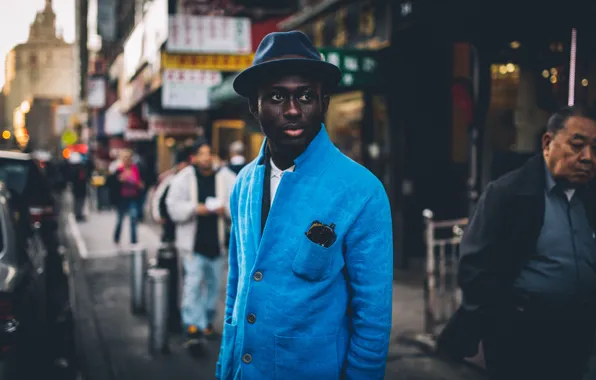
242;353;252;364
247;313;256;324
253;271;263;281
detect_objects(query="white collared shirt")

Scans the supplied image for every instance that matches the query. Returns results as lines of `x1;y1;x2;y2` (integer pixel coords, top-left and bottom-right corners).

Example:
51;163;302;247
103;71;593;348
270;159;295;206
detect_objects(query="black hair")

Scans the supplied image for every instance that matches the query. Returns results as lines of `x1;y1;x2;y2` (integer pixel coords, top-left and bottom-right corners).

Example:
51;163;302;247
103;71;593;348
175;146;194;164
191;138;210;155
547;105;596;134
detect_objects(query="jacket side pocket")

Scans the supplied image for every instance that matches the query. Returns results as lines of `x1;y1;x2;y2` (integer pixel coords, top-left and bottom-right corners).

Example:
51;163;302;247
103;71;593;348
220;317;238;380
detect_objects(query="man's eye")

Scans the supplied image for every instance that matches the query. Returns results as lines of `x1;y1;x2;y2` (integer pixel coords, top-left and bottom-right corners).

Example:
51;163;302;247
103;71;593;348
271;94;283;101
298;93;313;101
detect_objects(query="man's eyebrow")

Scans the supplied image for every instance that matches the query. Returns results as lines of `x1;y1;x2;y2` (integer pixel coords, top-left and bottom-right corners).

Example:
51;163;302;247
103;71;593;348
571;133;588;140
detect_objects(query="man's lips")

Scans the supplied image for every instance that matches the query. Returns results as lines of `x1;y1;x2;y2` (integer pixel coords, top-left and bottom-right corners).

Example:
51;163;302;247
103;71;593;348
283;124;304;137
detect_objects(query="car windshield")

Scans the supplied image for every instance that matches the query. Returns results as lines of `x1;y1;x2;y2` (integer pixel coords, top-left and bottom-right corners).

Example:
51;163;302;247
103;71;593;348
0;160;29;195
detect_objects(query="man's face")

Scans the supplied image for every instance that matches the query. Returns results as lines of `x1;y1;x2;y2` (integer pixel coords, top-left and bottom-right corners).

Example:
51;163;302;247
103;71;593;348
193;145;212;170
252;75;329;154
543;116;596;184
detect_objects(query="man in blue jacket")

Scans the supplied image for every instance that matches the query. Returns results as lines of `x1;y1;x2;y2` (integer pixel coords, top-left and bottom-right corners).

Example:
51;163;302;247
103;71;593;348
216;31;393;380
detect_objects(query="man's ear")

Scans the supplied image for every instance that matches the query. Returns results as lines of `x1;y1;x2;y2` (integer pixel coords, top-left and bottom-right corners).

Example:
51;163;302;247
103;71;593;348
248;97;259;119
542;131;554;152
321;94;330;116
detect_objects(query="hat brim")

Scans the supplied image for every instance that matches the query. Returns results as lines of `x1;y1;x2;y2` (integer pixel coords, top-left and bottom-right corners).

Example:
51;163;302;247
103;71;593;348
233;58;343;97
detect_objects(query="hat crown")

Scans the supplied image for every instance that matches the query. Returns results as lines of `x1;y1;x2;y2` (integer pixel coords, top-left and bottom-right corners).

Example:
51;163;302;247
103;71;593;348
253;31;322;65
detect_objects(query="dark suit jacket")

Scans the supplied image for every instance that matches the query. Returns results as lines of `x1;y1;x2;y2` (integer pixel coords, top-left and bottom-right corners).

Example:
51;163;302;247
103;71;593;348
438;154;596;358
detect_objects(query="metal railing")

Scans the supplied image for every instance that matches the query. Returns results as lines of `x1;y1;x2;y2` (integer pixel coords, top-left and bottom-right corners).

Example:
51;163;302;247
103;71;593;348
421;209;468;340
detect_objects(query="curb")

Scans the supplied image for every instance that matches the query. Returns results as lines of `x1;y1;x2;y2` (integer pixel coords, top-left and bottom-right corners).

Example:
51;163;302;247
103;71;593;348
60;200;117;380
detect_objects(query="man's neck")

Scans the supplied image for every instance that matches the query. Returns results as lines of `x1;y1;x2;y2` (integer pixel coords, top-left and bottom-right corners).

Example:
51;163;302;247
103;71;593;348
197;166;214;176
267;141;300;171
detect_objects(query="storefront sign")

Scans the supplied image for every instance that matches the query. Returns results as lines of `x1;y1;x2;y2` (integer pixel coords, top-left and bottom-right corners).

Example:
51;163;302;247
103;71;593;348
87;77;106;108
54;105;73;135
166;15;252;54
320;48;379;87
121;65;162;112
162;69;222;110
104;101;128;136
161;52;254;71
125;129;155;141
297;0;391;49
149;115;198;135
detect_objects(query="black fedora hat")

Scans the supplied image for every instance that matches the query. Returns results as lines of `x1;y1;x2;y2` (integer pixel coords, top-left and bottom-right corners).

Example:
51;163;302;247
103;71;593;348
233;31;343;97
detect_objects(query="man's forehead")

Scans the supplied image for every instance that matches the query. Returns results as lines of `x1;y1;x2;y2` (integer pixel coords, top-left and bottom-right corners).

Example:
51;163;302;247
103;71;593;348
260;74;320;89
564;116;596;139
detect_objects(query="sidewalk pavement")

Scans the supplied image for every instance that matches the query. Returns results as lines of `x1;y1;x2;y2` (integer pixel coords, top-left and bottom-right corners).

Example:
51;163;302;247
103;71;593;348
64;207;486;380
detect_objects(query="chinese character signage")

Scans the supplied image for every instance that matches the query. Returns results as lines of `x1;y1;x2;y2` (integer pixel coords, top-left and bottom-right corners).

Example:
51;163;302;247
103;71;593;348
299;0;390;50
167;15;252;54
319;48;379;87
162;69;223;110
161;52;254;71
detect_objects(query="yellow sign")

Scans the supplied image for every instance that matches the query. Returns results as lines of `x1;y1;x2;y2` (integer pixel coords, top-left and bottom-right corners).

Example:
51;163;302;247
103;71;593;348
161;52;254;72
62;130;78;146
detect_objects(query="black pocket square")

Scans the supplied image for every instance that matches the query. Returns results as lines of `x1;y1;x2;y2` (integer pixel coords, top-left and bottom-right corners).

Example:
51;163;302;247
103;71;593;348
305;221;337;248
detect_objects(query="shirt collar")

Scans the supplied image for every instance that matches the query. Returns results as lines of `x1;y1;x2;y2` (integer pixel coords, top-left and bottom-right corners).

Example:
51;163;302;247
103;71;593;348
270;158;294;178
544;163;557;193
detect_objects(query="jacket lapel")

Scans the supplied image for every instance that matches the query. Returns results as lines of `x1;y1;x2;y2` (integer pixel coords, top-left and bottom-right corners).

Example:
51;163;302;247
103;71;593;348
251;125;337;252
248;143;267;252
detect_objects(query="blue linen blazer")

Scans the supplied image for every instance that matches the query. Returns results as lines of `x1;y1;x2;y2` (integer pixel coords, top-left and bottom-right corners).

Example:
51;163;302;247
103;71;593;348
216;126;393;380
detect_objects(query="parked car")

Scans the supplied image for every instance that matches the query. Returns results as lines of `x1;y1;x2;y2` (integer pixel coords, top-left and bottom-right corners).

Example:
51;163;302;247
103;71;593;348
0;181;51;379
0;151;74;378
0;151;59;255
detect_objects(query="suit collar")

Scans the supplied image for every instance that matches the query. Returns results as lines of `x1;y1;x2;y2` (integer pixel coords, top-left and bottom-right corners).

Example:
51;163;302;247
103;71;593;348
256;124;335;177
513;154;596;197
513;154;546;196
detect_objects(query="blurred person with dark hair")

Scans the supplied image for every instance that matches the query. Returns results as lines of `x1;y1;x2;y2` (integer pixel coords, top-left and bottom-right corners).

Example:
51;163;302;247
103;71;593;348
112;149;144;246
165;140;236;351
442;106;596;380
68;152;89;221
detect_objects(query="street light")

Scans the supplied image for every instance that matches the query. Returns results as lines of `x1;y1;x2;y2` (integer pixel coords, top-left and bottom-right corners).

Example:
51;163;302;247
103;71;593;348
20;100;30;114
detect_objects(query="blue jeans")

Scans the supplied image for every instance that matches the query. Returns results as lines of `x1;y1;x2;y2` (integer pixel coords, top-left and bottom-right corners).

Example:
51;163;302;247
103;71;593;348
113;200;138;244
181;253;224;331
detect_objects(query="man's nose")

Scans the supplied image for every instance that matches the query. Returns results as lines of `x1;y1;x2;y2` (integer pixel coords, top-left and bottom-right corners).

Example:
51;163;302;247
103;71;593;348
579;146;595;164
283;98;301;119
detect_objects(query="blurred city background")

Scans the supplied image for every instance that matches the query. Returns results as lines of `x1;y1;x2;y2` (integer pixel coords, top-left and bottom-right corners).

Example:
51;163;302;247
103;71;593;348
1;0;596;379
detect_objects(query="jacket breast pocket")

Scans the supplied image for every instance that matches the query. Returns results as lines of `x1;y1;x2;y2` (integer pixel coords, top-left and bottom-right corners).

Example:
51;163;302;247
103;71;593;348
291;237;340;282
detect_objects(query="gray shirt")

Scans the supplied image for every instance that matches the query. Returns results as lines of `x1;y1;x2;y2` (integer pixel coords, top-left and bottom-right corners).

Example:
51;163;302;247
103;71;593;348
513;166;596;303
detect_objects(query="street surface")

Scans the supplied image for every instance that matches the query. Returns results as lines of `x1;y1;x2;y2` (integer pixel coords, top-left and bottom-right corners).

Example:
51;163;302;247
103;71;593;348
62;198;486;380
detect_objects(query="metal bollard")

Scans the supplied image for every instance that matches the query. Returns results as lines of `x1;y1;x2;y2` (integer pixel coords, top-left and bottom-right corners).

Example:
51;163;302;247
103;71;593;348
130;247;148;314
156;243;181;333
148;268;170;354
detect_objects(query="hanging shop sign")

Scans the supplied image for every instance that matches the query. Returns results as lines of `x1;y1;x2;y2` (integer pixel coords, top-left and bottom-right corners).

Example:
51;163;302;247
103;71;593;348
162;69;222;110
295;0;391;50
148;115;198;136
166;15;252;54
320;48;379;87
161;52;254;71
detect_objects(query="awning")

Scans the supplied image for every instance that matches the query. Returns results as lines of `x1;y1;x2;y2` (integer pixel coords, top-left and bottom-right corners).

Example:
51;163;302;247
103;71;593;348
209;74;244;107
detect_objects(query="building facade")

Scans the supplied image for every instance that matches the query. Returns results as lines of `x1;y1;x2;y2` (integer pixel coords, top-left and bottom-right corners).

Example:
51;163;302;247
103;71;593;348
3;0;75;129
